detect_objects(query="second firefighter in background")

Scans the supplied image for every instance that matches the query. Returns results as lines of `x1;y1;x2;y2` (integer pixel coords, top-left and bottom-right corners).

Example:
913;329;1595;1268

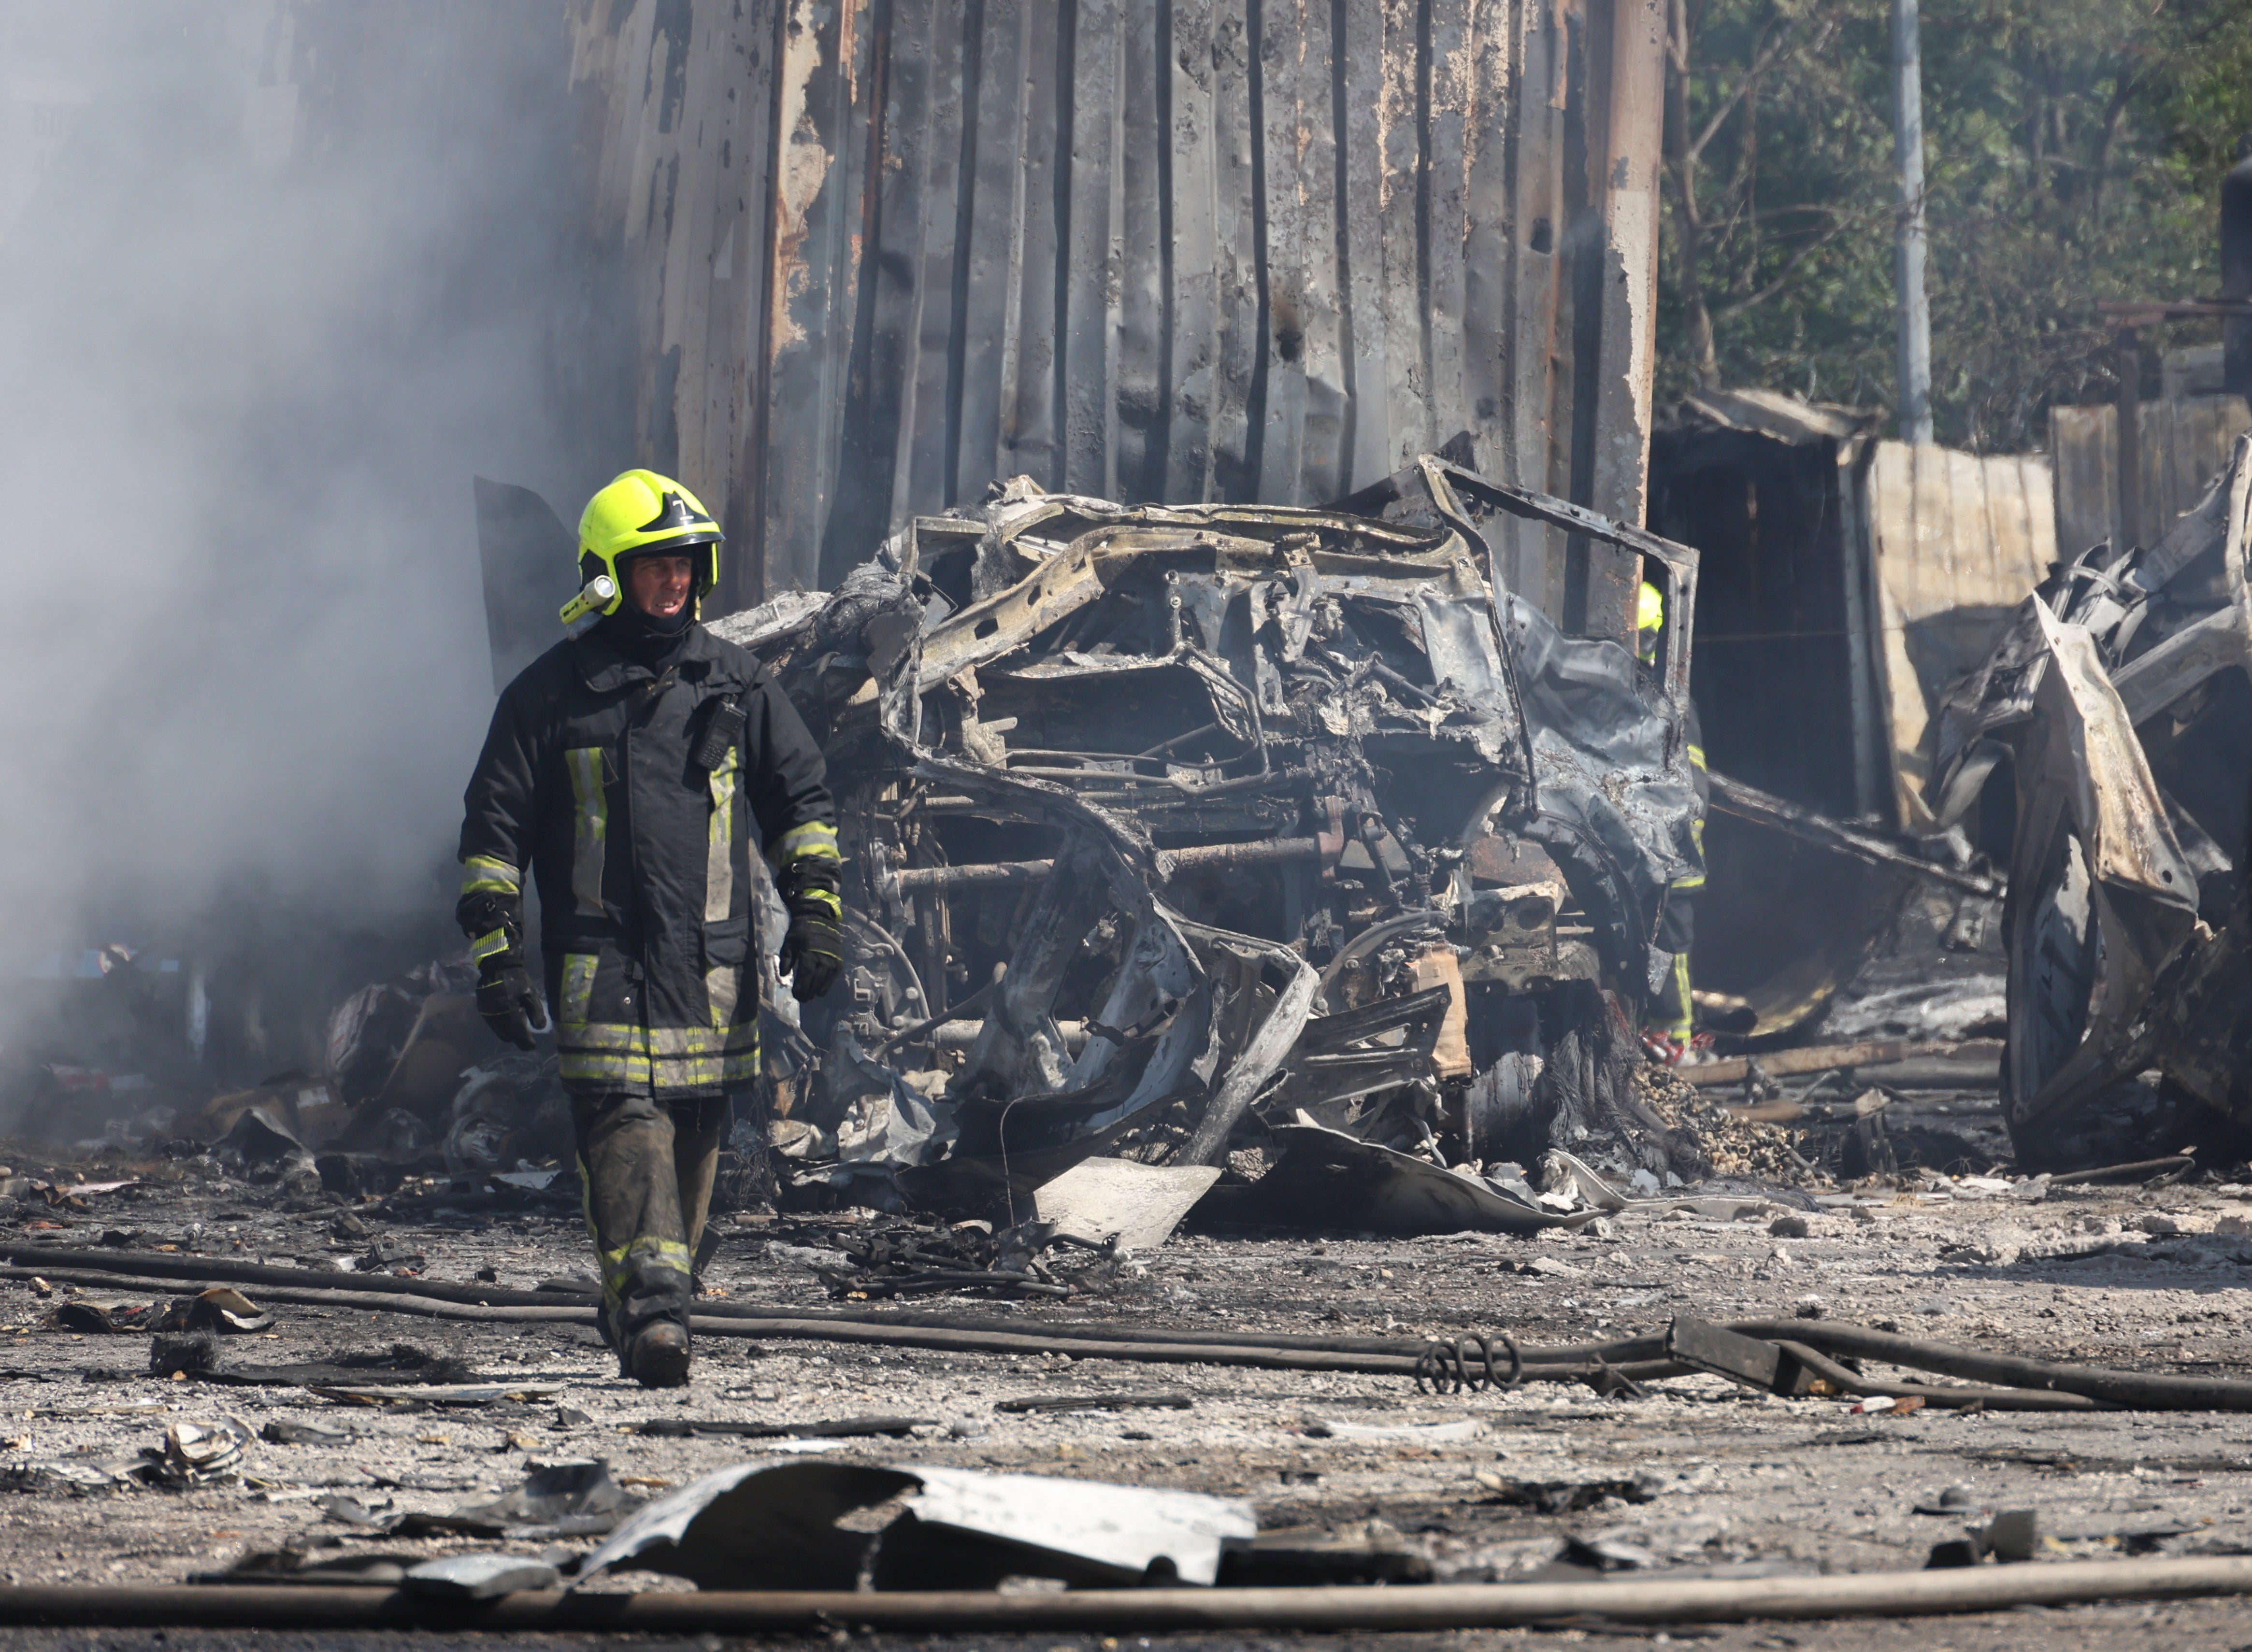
455;470;842;1388
1639;580;1707;1062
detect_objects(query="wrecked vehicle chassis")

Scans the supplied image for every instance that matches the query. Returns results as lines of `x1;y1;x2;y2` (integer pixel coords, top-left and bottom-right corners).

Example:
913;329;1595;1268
717;458;1707;1219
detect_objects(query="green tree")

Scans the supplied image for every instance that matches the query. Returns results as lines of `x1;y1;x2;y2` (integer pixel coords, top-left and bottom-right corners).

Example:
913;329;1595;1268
1659;0;2252;451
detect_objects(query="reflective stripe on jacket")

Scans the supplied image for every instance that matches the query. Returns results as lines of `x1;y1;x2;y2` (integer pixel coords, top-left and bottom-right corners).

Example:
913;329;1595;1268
1674;698;1709;892
457;622;837;1098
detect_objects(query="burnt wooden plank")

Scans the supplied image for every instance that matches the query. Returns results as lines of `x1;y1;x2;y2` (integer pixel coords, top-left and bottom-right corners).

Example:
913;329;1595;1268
1208;0;1262;499
1003;1;1064;484
955;0;1026;498
2049;403;2111;557
1338;0;1392;489
561;0;775;605
811;0;881;580
669;1;769;519
759;0;860;595
1458;0;1513;498
1062;0;1123;497
1508;0;1568;615
1255;0;1309;504
1422;0;1470;457
1117;0;1168;499
1585;0;1663;534
1164;0;1221;501
1292;0;1347;501
654;7;718;487
716;3;782;604
900;0;971;517
823;0;935;584
1376;0;1426;470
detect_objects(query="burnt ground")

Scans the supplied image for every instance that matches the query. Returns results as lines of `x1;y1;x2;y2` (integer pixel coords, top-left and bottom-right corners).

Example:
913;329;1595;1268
0;1089;2250;1651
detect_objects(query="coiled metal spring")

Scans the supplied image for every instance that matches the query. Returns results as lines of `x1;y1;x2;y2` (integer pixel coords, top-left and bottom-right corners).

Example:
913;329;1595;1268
1414;1332;1523;1394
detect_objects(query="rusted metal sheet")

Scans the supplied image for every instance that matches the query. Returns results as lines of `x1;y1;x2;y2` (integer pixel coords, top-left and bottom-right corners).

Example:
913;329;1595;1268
560;0;1667;628
2050;394;2252;561
1864;441;2057;830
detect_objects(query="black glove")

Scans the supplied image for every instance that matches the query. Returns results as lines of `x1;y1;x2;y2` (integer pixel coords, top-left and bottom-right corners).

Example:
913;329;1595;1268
777;863;844;1002
459;893;546;1051
476;959;546;1051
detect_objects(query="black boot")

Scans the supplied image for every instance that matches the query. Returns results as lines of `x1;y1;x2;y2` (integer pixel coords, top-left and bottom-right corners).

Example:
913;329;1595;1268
627;1320;690;1388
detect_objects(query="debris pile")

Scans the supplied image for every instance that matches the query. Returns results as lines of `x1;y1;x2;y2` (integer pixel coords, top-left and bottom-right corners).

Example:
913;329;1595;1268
708;459;1764;1233
1633;1065;1813;1182
1931;433;2252;1170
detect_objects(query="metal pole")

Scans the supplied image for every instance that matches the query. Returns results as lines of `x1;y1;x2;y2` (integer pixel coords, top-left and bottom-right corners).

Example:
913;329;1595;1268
889;837;1325;896
1890;0;1932;444
16;1560;2252;1634
2116;325;2142;548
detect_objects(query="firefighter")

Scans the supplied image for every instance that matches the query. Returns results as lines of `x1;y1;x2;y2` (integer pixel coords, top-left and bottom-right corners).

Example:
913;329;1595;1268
1638;580;1707;1063
456;470;842;1388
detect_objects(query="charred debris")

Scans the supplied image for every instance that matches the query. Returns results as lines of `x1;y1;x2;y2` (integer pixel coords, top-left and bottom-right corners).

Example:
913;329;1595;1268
698;456;1725;1231
1929;432;2252;1174
20;452;2042;1239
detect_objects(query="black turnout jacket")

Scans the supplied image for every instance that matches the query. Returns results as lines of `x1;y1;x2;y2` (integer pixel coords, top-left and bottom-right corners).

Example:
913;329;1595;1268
458;621;837;1098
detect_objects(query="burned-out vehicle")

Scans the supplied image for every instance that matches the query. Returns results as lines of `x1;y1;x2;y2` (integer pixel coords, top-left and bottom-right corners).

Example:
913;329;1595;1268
705;458;1707;1228
1929;434;2252;1170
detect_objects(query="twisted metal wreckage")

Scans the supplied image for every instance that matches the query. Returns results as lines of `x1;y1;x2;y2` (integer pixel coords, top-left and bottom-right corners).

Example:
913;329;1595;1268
698;457;1707;1233
1930;434;2252;1172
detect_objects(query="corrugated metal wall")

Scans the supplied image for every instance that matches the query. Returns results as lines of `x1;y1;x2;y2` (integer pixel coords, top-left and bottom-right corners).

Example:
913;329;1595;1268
564;0;1667;618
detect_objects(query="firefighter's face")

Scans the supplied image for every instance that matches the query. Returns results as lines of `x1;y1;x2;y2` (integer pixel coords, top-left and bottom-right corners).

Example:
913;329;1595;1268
627;554;695;618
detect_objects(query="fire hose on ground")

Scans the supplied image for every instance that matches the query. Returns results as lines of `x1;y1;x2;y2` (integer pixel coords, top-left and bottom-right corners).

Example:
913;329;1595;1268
6;1247;2249;1411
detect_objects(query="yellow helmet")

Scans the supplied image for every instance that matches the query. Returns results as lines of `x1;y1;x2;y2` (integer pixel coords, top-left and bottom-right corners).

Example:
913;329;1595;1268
564;470;723;623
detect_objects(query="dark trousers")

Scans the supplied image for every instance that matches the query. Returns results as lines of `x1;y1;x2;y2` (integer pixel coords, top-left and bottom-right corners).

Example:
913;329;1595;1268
1650;887;1696;1040
569;1090;727;1349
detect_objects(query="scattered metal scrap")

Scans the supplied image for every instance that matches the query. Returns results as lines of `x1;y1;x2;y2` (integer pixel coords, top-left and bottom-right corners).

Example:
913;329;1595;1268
632;1414;929;1441
994;1392;1194;1414
1930;433;2252;1169
710;457;1728;1234
574;1458;1256;1593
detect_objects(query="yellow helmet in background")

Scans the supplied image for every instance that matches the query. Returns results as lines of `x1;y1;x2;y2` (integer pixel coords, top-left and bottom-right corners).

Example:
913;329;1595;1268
563;470;723;623
1637;580;1664;664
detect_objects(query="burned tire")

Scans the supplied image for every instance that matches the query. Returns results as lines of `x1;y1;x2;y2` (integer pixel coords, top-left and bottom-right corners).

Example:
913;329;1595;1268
2003;816;2183;1169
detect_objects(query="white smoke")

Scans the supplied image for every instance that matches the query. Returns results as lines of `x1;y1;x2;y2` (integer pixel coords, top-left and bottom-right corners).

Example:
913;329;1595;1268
0;0;592;960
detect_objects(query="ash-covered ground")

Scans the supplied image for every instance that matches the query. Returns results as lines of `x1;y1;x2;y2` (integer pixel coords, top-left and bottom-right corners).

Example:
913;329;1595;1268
0;1097;2250;1650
